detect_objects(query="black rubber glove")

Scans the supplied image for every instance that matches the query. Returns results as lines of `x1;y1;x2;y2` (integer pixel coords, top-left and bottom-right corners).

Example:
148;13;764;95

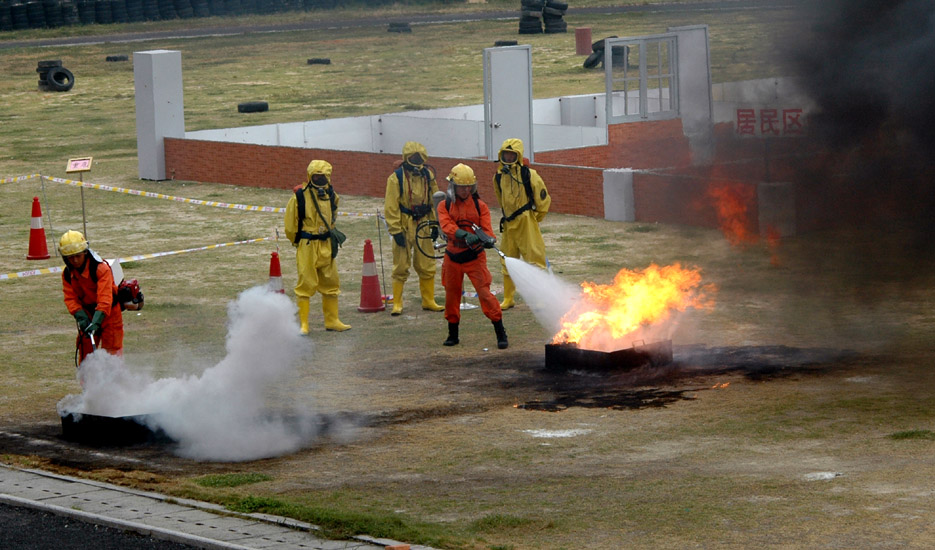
73;310;91;332
430;225;439;241
464;233;481;246
454;229;470;240
85;310;105;335
392;233;406;247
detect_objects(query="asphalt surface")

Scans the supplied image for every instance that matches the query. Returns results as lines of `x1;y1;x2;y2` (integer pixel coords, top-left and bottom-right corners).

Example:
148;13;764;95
0;501;203;550
0;464;426;550
0;0;797;50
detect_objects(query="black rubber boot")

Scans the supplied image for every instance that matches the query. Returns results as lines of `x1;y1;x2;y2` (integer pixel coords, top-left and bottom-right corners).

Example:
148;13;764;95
443;322;459;346
493;320;508;349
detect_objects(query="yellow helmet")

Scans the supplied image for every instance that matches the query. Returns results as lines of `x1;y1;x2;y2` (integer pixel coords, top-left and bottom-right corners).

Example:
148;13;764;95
447;163;477;187
59;230;88;257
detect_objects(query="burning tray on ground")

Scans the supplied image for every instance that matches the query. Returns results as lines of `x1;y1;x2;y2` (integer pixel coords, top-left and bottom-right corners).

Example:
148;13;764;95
545;340;673;371
60;410;171;446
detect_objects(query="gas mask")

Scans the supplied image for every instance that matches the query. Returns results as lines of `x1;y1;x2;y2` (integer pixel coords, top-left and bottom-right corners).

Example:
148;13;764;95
310;174;329;198
498;149;519;172
404;153;425;173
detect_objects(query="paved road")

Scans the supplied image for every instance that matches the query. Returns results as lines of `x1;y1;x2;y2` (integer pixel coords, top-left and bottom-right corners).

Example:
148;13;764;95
0;0;797;50
0;502;202;550
0;464;422;550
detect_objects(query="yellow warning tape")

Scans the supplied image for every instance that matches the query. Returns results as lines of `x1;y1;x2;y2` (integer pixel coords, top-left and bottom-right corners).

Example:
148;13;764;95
44;175;287;213
41;175;375;218
1;237;272;281
0;174;41;185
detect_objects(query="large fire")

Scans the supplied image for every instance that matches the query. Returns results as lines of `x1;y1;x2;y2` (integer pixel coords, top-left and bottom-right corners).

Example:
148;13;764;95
552;263;714;351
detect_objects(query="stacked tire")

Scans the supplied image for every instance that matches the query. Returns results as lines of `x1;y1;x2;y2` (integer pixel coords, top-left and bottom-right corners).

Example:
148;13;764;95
0;0;353;30
518;0;541;34
542;0;566;34
37;60;75;92
518;0;566;35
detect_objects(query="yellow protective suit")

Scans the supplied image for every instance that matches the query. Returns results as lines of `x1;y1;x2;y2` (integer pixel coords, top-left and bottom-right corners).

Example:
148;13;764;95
285;160;350;332
493;138;551;308
383;141;443;313
285;160;342;299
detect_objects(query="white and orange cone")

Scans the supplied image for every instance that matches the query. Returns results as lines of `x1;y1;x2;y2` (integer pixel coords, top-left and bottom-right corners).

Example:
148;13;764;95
26;197;50;260
268;251;284;293
358;239;385;312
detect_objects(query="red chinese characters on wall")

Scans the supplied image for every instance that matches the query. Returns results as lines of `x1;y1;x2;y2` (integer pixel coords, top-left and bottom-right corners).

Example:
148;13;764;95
736;108;804;137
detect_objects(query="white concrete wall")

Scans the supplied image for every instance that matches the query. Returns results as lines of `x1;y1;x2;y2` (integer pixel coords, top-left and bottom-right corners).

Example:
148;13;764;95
134;50;185;180
602;168;635;222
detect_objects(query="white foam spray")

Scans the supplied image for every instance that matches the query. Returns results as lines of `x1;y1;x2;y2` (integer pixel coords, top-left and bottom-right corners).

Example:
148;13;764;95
505;257;693;351
57;286;333;462
504;256;581;334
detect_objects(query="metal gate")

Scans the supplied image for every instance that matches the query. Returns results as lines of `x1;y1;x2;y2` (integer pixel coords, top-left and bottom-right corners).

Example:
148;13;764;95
605;34;679;124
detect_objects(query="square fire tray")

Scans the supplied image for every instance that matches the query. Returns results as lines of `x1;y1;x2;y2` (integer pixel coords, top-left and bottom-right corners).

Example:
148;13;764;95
545;340;673;371
60;411;170;446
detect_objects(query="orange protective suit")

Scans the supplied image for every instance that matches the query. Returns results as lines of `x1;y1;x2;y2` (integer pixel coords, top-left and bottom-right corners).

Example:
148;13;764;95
437;194;502;324
62;254;123;364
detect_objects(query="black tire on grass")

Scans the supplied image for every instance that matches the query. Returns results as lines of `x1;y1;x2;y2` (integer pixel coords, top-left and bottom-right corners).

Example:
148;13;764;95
106;54;129;61
545;0;567;9
583;50;602;69
307;57;331;64
238;101;268;113
46;66;75;92
494;40;518;47
592;36;617;52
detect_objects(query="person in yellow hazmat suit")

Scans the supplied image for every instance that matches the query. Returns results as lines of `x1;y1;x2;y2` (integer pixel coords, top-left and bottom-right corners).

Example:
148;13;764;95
284;160;351;334
383;141;444;315
492;138;552;309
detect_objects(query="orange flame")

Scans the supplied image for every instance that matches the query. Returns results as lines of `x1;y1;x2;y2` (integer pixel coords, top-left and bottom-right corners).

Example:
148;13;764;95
708;184;757;246
552;264;715;350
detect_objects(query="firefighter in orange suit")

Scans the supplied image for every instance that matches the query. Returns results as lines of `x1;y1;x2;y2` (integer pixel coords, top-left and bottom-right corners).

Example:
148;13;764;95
493;138;551;310
384;141;444;315
284;159;351;334
437;163;508;349
59;230;123;365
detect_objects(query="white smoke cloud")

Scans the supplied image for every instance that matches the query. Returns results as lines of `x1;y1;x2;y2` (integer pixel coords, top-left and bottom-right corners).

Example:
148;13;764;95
57;286;338;462
504;257;582;335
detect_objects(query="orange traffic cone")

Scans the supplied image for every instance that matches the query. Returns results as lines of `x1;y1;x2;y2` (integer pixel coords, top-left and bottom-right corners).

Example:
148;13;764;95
358;239;385;312
268;251;284;293
26;197;50;260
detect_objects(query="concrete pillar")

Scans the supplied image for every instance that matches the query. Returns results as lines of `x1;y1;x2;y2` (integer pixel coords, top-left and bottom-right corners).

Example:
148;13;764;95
603;168;635;222
757;181;795;237
575;27;592;55
134;50;184;181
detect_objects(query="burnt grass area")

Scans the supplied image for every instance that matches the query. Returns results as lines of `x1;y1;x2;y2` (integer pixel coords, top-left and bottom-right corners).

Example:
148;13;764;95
0;344;863;475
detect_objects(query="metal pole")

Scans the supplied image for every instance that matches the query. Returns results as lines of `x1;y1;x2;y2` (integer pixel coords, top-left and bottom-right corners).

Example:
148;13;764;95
40;175;54;253
79;172;88;239
376;213;387;304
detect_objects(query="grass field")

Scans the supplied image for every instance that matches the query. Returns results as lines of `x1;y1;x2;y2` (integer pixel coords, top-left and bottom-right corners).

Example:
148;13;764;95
4;2;935;549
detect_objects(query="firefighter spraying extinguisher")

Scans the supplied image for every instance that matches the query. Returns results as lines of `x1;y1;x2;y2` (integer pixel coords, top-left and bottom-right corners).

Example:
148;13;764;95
59;230;125;367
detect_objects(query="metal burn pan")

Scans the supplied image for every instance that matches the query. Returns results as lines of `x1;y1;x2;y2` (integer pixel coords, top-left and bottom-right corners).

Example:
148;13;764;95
545;340;673;371
60;411;170;446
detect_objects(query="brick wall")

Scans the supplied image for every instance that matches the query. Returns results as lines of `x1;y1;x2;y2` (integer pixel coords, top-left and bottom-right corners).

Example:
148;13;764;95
164;118;812;231
165;139;608;217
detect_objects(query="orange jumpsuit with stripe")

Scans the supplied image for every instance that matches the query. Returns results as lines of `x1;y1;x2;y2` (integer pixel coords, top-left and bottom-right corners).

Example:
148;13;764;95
62;257;124;364
437;195;502;324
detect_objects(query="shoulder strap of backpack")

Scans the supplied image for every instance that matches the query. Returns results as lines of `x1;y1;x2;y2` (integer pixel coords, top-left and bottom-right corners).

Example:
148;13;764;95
294;187;306;244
